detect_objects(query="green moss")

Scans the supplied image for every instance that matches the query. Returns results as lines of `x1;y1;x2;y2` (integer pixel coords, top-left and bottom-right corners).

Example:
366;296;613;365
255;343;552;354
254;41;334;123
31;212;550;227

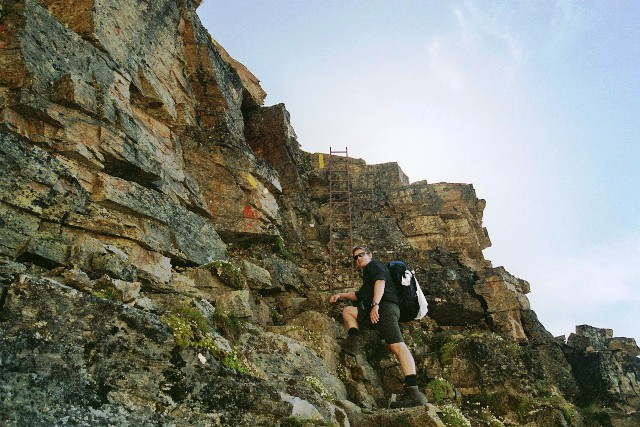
534;381;579;423
161;302;211;348
273;236;295;261
220;351;252;375
427;377;453;403
439;334;464;365
212;310;243;340
160;302;253;375
561;404;579;423
581;403;614;423
177;303;210;333
516;395;537;424
91;287;120;301
207;260;245;290
409;326;428;348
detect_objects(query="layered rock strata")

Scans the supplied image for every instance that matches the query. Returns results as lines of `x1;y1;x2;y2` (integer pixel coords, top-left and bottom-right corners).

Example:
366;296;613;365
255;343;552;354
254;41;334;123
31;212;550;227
1;1;638;426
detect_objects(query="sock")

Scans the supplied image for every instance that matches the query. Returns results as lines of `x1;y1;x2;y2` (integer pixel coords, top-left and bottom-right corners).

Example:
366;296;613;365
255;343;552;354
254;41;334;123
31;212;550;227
405;374;417;387
348;327;359;337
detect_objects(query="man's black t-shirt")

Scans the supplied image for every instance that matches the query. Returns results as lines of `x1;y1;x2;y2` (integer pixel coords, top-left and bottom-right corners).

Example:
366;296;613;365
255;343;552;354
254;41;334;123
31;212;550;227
355;259;399;306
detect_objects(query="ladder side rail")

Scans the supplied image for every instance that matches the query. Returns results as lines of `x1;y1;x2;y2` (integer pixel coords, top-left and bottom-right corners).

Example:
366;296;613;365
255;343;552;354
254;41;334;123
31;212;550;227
345;147;355;287
328;148;334;290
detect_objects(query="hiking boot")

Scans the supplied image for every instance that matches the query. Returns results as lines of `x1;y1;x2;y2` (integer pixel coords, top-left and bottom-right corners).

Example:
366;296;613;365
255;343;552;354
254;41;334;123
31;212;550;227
389;386;428;409
341;335;362;355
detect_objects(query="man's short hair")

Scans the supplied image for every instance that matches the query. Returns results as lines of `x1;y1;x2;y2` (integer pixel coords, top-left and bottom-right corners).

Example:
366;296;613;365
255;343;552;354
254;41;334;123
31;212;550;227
352;245;370;255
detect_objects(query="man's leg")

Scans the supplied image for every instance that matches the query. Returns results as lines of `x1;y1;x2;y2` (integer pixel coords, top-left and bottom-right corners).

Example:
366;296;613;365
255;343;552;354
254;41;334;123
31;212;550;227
388;342;427;408
342;306;359;331
341;306;362;354
379;303;427;408
388;342;416;376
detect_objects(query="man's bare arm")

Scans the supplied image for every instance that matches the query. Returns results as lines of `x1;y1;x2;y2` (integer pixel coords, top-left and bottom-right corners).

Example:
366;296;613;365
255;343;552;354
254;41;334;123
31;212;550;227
370;279;385;323
329;291;357;303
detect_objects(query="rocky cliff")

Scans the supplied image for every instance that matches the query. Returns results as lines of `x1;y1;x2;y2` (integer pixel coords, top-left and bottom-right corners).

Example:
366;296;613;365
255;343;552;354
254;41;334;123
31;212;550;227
1;1;638;426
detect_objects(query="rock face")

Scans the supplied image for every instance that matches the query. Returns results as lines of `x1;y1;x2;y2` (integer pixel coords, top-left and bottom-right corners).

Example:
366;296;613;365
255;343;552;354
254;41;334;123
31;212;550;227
1;1;638;426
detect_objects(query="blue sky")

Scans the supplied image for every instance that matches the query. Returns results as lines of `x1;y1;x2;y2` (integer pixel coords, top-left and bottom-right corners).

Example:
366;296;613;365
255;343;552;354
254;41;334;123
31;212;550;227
199;1;640;342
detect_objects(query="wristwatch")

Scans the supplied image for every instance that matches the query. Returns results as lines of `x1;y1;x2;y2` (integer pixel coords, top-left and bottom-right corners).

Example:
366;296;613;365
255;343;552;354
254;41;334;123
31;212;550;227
371;301;379;308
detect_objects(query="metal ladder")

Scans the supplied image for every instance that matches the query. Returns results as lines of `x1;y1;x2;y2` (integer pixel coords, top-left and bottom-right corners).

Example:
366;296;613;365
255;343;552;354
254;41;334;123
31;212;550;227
328;147;354;290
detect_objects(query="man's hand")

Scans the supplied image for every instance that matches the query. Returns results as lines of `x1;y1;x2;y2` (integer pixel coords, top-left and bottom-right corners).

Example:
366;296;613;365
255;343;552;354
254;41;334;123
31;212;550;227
329;293;341;304
370;305;380;324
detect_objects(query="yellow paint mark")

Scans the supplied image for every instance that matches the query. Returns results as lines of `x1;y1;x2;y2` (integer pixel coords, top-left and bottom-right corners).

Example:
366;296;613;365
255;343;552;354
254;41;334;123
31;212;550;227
246;173;258;189
318;153;324;169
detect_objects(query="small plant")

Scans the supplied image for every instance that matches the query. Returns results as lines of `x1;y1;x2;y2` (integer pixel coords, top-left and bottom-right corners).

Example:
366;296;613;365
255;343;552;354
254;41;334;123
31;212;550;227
161;302;254;375
270;306;284;325
92;288;120;301
490;332;505;342
221;351;251;374
561;404;579;423
208;260;245;290
161;302;211;348
305;375;334;402
212;310;243;340
439;334;464;365
440;404;471;427
409;326;428;347
503;340;521;356
516;395;537;424
486;415;506;427
427;377;453;403
581;403;614;423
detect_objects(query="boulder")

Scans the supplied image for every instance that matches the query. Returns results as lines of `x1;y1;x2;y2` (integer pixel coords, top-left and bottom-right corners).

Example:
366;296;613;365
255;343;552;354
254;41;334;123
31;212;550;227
215;289;254;319
0;274;292;426
242;260;277;292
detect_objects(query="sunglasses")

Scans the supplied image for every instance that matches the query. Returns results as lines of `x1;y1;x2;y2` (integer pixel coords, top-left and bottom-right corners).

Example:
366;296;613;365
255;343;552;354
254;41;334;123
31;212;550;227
352;252;368;260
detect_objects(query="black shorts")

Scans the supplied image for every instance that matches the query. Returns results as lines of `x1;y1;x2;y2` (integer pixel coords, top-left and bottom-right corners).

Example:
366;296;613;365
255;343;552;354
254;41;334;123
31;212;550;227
357;302;404;344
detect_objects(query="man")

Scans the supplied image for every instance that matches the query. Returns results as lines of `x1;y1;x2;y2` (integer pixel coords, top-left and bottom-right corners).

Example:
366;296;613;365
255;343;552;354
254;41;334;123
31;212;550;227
329;246;428;409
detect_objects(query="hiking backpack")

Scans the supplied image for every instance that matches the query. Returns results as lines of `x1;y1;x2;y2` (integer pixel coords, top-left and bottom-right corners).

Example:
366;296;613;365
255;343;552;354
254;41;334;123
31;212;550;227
387;261;428;322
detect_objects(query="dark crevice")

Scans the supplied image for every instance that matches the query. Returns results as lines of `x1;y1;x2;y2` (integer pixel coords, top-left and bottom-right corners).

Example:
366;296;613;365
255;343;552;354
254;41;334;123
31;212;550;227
0;283;10;316
181;201;212;219
101;153;161;190
15;252;64;270
94;381;114;406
